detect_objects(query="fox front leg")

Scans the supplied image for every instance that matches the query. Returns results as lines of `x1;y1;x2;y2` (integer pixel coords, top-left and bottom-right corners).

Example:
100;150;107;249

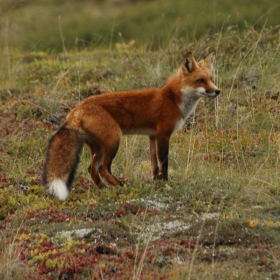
155;134;170;181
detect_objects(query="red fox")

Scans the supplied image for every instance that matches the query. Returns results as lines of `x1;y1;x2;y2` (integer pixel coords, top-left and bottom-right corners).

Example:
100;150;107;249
43;52;220;200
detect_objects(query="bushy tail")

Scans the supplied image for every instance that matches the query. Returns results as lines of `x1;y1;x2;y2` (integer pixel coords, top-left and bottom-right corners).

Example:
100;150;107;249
43;125;84;200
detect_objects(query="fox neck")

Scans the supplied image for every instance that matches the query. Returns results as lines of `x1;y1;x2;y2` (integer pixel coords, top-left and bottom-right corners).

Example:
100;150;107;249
164;74;203;120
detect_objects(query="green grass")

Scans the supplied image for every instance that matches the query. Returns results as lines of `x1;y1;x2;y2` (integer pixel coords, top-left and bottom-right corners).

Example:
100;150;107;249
1;1;280;279
1;0;280;51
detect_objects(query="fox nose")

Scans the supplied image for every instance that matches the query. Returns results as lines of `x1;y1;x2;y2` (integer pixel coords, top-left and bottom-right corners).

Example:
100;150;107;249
215;89;221;95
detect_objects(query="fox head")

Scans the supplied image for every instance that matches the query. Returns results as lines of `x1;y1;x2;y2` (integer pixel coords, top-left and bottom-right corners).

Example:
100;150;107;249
179;52;220;98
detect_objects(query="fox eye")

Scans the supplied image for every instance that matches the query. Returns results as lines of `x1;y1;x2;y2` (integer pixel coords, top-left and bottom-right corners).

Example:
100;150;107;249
197;78;206;84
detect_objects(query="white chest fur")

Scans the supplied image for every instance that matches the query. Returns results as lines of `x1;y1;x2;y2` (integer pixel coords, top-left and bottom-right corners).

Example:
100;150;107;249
180;87;204;117
173;87;202;133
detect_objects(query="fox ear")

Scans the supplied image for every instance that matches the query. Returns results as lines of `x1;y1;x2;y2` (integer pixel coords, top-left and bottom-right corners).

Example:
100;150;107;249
183;52;198;73
203;52;214;71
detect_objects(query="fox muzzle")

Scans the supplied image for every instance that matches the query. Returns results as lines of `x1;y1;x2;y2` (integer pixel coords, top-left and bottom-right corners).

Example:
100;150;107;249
206;88;221;97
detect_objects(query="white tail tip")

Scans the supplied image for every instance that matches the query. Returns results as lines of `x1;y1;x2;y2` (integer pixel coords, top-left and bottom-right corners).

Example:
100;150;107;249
48;179;69;200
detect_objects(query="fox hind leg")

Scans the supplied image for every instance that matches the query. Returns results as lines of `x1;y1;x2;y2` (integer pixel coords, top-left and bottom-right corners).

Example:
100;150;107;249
87;144;106;189
99;138;122;186
83;113;122;187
